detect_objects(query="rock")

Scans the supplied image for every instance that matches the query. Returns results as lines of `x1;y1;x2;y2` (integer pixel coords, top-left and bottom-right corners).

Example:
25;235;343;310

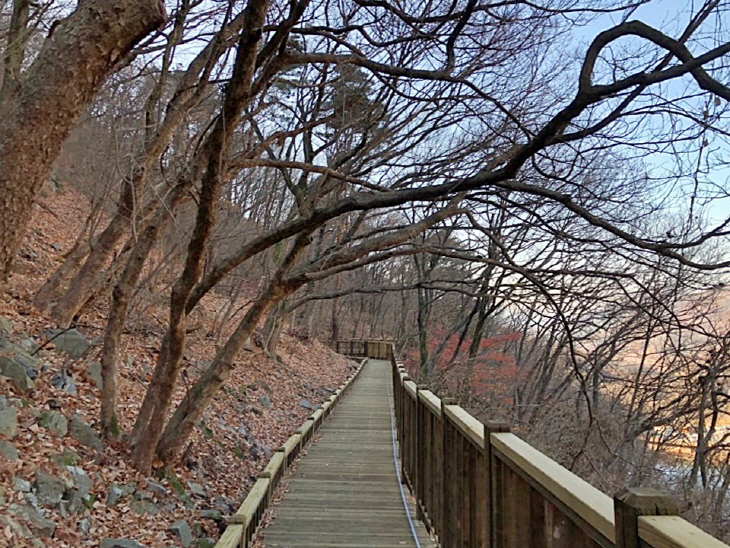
0;356;34;392
78;517;91;534
106;482;136;506
69;415;103;451
187;481;206;498
84;361;103;388
250;406;263;416
67;466;92;497
17;337;37;353
13;476;31;492
34;470;66;506
199;509;222;520
8;503;56;537
106;485;125;506
145;479;168;498
0;394;8;410
0;315;12;336
236;424;247;436
50;243;62;252
0;440;19;460
100;540;147;548
171;520;193;547
194;539;216;548
213;495;232;514
0;515;32;538
50;448;80;468
258;394;271;409
52;371;77;394
129;500;160;515
299;398;314;409
45;328;90;359
11;348;40;377
39;410;68;437
0;407;18;437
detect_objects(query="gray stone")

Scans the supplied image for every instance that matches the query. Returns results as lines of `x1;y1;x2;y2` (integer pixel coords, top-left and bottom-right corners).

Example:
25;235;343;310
84;361;103;388
198;509;222;520
39;410;68;437
145;479;168;498
0;315;12;336
69;415;103;451
258;394;272;409
171;520;193;547
214;495;232;514
0;439;18;460
8;503;56;537
0;394;8;410
187;481;206;498
100;540;147;548
34;470;66;506
45;328;90;359
11;348;40;377
106;485;125;506
129;500;160;515
17;337;37;353
13;476;31;492
0;515;32;538
67;465;92;497
52;371;77;394
0;407;17;437
299;398;314;409
78;517;91;534
0;357;34;392
50;448;80;468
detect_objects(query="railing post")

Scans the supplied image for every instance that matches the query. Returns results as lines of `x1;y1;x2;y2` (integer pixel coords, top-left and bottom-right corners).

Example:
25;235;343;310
614;488;679;548
441;397;457;547
485;421;510;548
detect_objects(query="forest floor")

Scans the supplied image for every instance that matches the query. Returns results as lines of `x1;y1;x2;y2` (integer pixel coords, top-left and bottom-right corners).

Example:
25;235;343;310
0;183;357;547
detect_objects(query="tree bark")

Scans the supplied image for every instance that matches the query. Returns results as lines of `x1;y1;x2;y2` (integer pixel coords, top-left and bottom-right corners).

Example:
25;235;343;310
0;0;166;291
130;0;270;473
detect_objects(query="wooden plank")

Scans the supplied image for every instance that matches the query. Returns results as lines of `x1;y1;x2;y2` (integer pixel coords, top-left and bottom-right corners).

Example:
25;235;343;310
214;524;243;548
233;477;271;527
404;380;417;399
418;389;441;417
491;432;615;545
638;516;730;548
444;405;485;451
261;451;285;479
279;434;302;458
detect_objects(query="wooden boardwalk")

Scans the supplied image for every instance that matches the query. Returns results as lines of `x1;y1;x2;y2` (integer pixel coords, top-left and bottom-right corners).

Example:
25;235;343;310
259;359;435;548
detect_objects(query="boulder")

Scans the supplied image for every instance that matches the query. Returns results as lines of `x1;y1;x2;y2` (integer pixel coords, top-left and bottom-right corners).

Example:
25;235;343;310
0;407;18;438
145;479;168;498
129;500;160;515
187;481;206;498
34;470;66;506
299;398;314;409
0;440;19;460
78;518;91;534
13;476;31;492
50;448;80;468
84;361;103;389
51;372;77;394
0;315;12;336
0;515;32;538
258;394;272;409
45;329;90;359
100;540;147;548
8;503;56;537
170;520;193;547
0;356;34;392
39;410;68;437
69;415;103;451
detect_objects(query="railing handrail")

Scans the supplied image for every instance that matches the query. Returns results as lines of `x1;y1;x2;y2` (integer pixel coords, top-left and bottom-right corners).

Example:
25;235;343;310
389;346;730;548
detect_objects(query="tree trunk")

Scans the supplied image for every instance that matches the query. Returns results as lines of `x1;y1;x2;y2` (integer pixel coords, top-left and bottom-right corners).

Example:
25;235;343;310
129;0;269;473
0;0;166;291
100;183;188;438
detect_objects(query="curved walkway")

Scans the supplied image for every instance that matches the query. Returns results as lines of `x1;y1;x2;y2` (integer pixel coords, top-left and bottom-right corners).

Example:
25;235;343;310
259;359;435;548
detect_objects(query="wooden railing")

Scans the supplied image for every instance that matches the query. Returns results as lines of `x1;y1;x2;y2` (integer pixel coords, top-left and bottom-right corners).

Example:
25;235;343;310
214;359;366;548
390;351;729;548
333;339;394;360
